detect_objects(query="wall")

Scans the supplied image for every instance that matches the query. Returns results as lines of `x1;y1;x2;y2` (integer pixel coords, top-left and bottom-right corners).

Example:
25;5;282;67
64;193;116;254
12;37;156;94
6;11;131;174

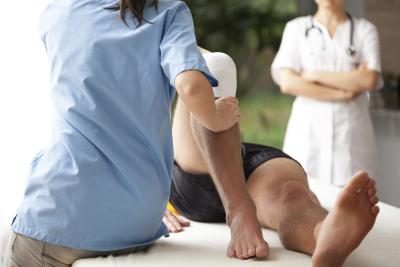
371;110;400;207
297;0;364;17
364;0;400;208
365;0;400;74
0;0;51;232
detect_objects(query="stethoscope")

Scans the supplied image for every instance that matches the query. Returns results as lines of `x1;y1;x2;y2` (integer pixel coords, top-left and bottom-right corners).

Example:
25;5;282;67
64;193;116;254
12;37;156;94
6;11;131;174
305;12;356;57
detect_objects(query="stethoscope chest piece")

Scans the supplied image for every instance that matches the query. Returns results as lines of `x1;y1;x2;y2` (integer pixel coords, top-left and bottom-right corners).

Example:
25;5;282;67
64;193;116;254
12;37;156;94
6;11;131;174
347;46;356;56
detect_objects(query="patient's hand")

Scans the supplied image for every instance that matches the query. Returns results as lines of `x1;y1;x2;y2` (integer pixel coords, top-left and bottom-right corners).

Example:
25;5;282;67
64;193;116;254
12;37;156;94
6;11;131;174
163;210;191;233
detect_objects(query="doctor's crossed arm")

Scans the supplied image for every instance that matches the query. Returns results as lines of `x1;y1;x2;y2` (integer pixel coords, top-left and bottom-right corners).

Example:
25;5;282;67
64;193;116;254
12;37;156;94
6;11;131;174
279;69;359;101
301;64;379;93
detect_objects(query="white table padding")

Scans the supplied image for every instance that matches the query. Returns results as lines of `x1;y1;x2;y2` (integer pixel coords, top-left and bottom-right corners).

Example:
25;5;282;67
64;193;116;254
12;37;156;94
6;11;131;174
73;178;400;267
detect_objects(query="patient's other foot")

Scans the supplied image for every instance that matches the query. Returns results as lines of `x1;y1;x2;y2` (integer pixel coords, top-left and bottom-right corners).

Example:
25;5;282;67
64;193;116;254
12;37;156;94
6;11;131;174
312;171;379;267
226;204;269;260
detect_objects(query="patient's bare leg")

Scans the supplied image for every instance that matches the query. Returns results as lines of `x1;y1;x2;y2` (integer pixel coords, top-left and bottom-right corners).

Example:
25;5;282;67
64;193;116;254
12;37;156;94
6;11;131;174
247;159;379;266
173;99;268;259
247;158;326;254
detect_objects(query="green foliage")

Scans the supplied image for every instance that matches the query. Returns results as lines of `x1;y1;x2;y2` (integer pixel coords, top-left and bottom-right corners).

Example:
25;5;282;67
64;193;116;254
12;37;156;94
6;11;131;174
239;92;293;148
186;0;297;52
185;0;298;96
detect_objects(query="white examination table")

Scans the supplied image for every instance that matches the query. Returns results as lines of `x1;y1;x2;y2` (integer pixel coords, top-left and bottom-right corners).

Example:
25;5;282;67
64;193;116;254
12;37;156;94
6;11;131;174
73;178;400;267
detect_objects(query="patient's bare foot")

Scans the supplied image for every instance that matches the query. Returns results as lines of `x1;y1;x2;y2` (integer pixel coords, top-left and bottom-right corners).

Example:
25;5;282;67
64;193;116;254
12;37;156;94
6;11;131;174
226;205;269;260
312;171;379;267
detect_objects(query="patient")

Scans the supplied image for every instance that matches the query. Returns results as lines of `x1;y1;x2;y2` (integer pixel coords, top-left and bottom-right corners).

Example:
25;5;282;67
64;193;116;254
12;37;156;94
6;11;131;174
164;49;380;267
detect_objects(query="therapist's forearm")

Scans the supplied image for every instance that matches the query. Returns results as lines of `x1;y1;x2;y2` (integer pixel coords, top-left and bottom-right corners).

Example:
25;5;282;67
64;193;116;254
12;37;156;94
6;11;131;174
306;69;379;93
280;69;355;101
175;70;239;133
175;70;219;130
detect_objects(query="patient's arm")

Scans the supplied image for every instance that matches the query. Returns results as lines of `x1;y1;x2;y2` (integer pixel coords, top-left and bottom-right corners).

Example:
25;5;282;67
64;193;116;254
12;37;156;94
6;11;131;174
302;65;379;93
279;69;359;101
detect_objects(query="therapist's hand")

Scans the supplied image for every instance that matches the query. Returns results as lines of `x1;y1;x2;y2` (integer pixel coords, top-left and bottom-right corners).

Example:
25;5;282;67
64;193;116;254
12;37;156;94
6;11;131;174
208;96;241;132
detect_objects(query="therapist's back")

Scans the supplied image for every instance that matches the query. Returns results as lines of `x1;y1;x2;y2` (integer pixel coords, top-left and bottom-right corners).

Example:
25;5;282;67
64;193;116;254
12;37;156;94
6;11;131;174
5;0;239;265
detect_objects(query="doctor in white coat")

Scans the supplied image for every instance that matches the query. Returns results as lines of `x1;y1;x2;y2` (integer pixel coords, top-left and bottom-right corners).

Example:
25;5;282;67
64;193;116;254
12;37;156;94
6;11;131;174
271;0;383;186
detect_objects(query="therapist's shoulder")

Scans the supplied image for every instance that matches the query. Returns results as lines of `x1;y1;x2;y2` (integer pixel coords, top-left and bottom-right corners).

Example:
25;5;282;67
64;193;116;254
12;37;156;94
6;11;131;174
153;0;193;30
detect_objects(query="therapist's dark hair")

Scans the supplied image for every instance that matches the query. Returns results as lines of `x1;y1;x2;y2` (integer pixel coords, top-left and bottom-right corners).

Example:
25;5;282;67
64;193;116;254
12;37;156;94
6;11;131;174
109;0;158;24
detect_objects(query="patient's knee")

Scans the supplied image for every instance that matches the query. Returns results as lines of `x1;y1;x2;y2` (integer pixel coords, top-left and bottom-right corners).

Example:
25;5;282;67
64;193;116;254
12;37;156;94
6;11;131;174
202;52;237;97
277;181;314;251
278;180;310;205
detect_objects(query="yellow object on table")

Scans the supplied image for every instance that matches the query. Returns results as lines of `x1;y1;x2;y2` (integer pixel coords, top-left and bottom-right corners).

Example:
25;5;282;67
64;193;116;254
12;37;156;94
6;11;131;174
167;201;179;215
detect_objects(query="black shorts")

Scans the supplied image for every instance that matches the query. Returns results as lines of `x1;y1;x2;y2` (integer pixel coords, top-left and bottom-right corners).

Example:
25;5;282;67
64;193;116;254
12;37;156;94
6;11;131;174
170;143;298;223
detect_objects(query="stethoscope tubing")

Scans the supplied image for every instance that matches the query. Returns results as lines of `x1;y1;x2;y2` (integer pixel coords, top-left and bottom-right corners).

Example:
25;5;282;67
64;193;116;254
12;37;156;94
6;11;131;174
305;12;356;56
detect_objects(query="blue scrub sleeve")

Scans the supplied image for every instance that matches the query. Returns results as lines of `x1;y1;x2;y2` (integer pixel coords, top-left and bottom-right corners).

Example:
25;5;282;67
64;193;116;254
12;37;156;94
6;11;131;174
160;2;218;88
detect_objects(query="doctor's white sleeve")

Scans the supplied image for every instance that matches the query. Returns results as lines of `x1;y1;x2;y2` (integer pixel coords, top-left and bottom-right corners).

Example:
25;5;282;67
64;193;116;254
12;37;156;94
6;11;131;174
271;21;302;86
359;20;384;90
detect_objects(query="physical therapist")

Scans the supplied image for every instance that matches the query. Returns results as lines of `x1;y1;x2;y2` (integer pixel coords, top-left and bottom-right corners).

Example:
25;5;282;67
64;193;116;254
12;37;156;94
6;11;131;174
3;0;240;266
271;0;383;186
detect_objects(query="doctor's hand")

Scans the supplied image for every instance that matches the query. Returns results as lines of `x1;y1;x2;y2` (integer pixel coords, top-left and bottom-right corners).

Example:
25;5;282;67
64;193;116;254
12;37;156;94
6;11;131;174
208;97;241;132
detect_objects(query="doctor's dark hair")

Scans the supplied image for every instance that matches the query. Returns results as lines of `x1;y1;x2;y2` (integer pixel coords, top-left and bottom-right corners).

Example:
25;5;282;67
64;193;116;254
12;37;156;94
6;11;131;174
109;0;158;24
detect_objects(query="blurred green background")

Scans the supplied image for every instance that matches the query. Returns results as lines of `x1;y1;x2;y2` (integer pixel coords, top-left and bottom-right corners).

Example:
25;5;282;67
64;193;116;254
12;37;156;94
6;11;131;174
185;0;298;148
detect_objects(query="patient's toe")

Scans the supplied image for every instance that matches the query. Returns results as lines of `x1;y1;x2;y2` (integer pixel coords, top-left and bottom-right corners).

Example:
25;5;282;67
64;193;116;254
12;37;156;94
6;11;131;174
256;242;269;258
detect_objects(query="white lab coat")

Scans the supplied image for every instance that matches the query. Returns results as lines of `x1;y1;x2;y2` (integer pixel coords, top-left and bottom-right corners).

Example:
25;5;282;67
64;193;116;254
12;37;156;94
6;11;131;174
271;16;383;186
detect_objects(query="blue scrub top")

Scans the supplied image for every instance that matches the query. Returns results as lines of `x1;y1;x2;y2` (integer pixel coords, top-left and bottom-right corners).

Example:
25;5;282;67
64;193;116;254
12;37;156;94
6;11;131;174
12;0;217;251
